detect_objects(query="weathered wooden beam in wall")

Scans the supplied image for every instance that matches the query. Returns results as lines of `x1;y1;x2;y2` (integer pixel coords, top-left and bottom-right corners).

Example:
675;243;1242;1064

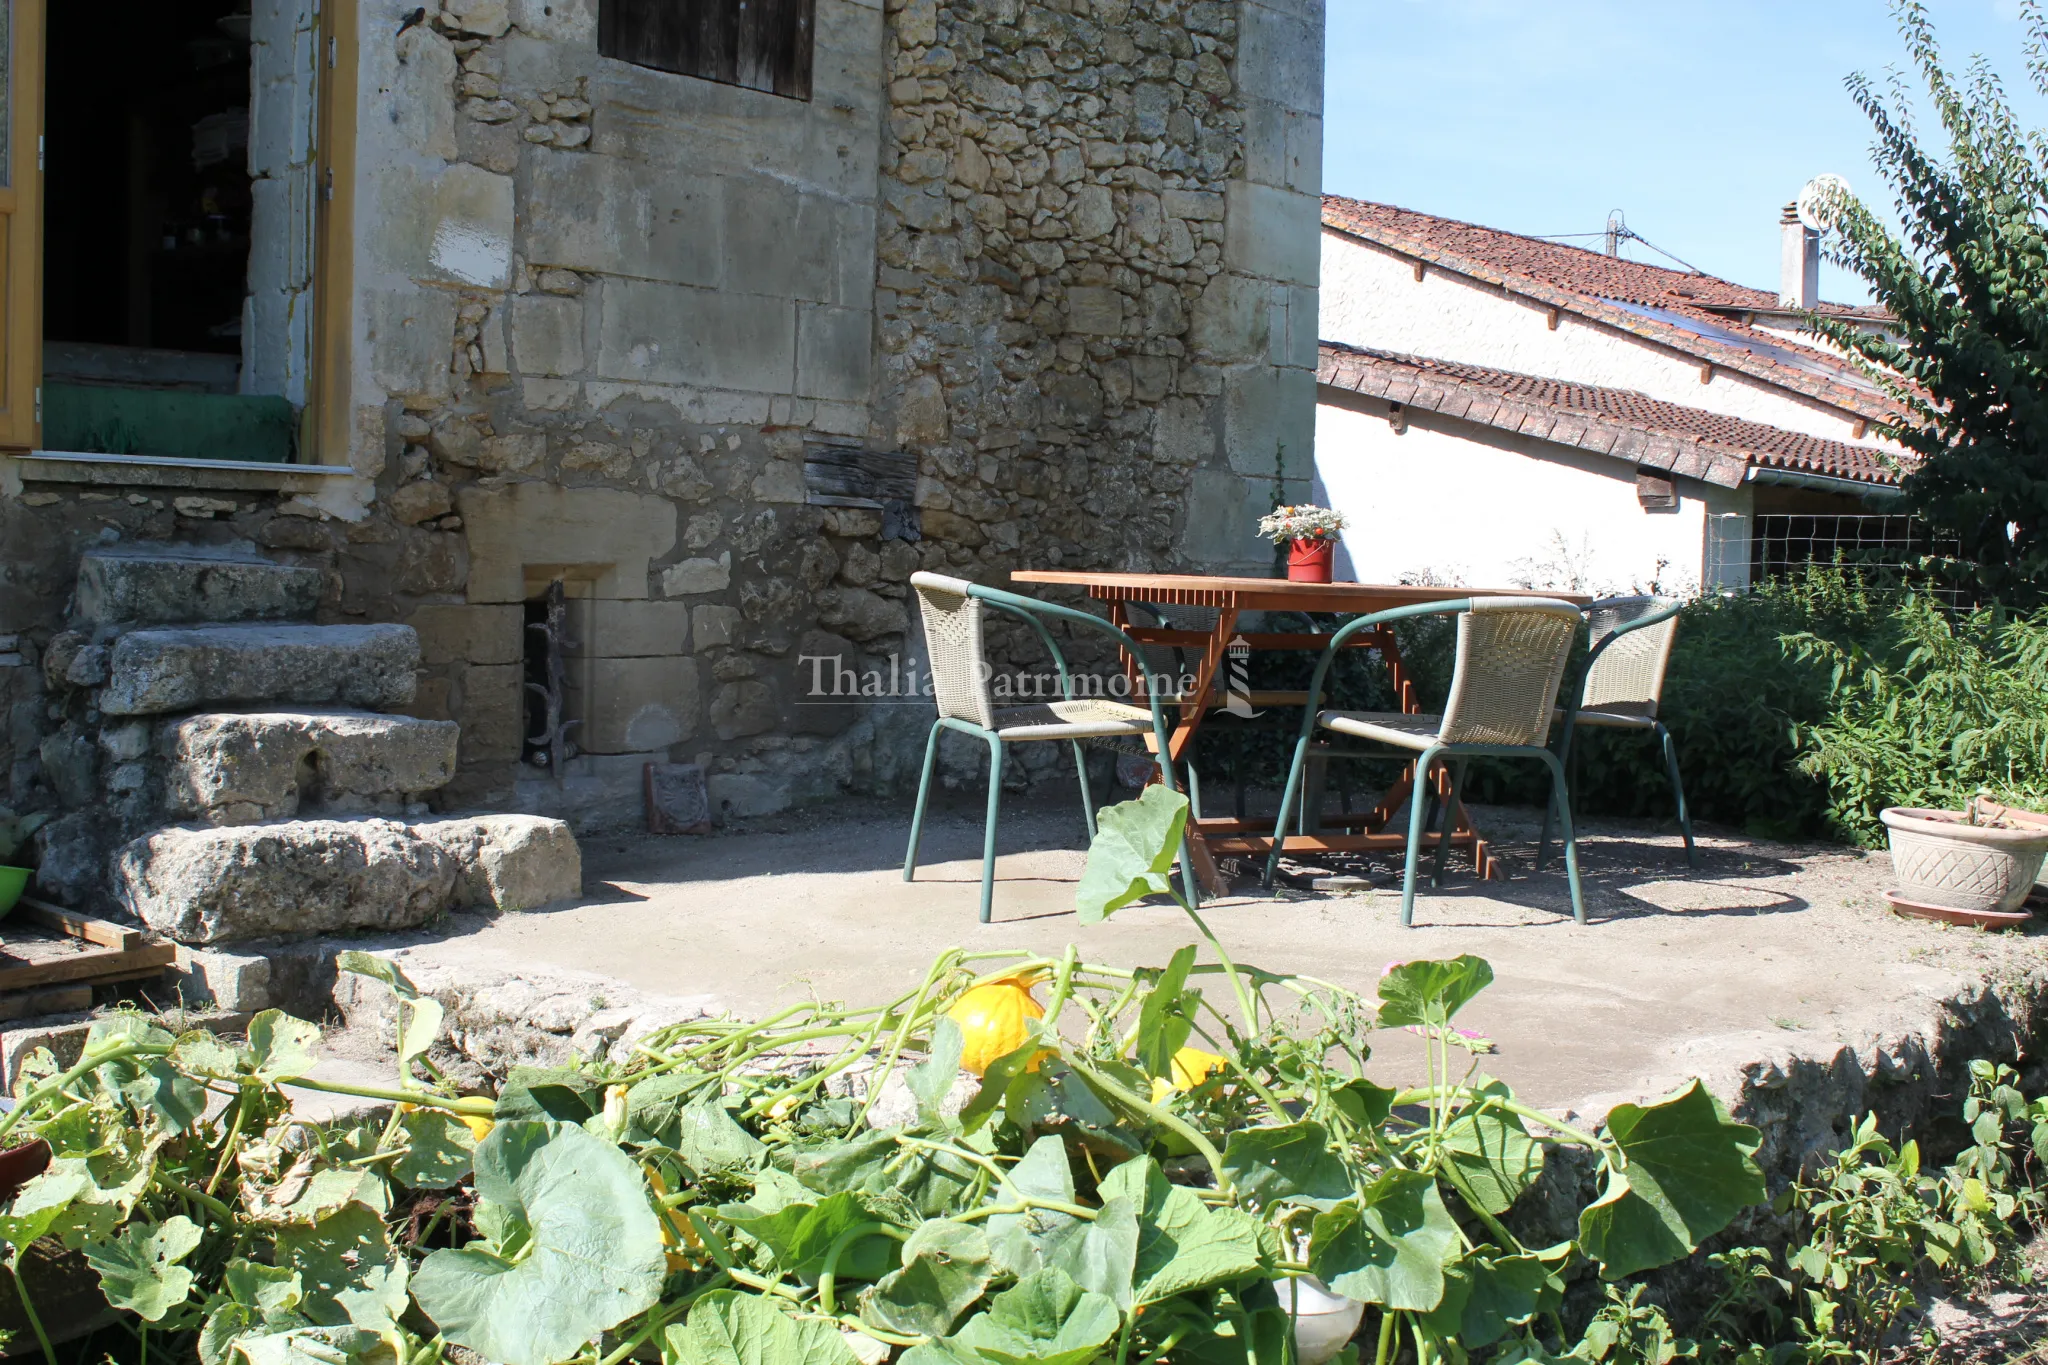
804;444;921;541
598;0;816;101
1636;469;1679;510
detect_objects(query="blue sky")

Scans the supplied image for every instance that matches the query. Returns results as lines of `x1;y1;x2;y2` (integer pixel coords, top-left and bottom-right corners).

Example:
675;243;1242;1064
1322;0;2048;303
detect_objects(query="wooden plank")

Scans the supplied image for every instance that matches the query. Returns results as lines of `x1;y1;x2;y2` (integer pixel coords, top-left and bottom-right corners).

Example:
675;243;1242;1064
0;944;175;994
601;0;817;101
0;986;91;1023
15;898;143;950
803;444;918;507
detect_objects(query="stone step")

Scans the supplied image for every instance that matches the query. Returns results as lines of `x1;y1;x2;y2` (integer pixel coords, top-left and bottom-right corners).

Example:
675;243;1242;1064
115;815;582;946
163;710;462;826
99;623;419;716
75;546;323;628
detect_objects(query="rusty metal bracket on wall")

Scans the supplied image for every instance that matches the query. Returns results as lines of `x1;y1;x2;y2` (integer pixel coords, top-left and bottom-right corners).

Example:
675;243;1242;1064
524;579;582;777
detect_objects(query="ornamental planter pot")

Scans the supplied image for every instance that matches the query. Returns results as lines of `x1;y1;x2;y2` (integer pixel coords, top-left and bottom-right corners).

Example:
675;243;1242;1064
1286;537;1336;583
1880;806;2048;915
1275;1273;1365;1364
0;865;26;920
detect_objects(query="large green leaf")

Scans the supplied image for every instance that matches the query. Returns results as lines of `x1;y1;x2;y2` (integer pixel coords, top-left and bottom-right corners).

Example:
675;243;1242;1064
1308;1169;1460;1311
1420;1253;1555;1349
961;1037;1050;1135
863;1219;992;1338
1039;1197;1138;1311
662;1289;860;1365
200;1261;308;1365
397;997;445;1073
1099;1157;1264;1306
715;1190;902;1281
247;1012;323;1081
674;1099;767;1174
496;1066;605;1123
985;1135;1077;1278
223;1326;396;1365
334;951;418;999
412;1120;666;1365
1442;1099;1545;1216
0;1164;90;1258
1133;947;1198;1080
83;1214;202;1322
950;1267;1122;1365
86;1016;207;1133
1075;786;1187;922
1221;1121;1350;1207
276;1203;408;1332
389;1109;477;1191
1375;957;1494;1029
909;1018;968;1123
1576;1081;1765;1279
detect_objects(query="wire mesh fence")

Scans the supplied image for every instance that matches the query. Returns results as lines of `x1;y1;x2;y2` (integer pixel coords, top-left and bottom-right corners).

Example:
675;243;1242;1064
1705;513;1966;600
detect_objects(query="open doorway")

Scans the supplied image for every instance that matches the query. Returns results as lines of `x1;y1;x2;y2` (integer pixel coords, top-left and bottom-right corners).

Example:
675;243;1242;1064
40;1;316;463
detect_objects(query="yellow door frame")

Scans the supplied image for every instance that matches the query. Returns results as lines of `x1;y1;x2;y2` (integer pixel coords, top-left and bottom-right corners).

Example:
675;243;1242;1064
1;0;44;451
308;0;358;466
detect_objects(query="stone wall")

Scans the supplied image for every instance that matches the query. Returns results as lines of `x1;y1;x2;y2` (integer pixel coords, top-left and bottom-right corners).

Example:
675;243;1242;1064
0;0;1324;835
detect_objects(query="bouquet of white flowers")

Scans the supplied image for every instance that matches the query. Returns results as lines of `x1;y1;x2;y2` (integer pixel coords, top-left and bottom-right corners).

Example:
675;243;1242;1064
1258;504;1346;543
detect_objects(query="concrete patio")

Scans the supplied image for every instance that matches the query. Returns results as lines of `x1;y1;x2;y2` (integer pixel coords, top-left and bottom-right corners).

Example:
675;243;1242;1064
346;794;2048;1123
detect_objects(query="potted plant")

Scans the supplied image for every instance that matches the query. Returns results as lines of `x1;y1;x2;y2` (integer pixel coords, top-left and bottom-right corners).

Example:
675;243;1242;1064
1880;796;2048;918
0;806;49;919
1258;504;1347;583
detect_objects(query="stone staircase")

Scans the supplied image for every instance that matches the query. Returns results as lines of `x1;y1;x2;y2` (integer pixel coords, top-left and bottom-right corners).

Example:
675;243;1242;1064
30;545;581;1010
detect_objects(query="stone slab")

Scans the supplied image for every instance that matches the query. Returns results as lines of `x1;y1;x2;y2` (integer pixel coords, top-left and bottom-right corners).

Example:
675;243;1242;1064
74;547;323;628
415;814;584;911
100;624;420;716
116;819;459;945
162;710;462;825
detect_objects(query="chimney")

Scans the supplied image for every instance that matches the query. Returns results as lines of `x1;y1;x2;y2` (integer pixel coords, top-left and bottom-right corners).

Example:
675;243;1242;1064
1779;202;1819;309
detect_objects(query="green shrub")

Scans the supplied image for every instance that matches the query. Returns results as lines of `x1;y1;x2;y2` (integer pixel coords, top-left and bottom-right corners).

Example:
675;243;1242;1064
1787;598;2048;844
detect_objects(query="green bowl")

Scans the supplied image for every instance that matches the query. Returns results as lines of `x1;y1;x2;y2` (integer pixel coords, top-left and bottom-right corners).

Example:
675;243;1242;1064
0;866;28;919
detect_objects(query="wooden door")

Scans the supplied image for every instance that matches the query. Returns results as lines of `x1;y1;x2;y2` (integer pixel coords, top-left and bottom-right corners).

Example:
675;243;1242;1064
0;0;43;450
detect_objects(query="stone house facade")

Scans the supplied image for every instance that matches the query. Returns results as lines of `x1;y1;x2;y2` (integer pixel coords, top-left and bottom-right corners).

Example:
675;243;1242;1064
0;0;1324;841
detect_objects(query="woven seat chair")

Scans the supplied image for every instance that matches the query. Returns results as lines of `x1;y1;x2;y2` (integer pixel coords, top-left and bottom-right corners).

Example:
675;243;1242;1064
1261;598;1588;926
1536;595;1696;869
904;572;1198;922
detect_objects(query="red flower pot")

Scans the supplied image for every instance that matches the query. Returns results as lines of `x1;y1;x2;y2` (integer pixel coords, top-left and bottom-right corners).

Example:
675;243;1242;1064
1287;537;1336;583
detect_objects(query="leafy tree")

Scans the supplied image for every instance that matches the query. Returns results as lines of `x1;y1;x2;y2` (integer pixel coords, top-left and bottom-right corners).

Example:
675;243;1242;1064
1817;0;2048;605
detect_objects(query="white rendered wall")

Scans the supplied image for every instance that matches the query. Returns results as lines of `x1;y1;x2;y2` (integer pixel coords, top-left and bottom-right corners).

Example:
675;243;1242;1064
1313;390;1752;595
1320;231;1886;449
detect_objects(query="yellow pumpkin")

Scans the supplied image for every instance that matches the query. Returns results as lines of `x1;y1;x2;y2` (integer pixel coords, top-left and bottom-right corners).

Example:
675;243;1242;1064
947;974;1046;1076
461;1116;496;1142
1149;1046;1228;1105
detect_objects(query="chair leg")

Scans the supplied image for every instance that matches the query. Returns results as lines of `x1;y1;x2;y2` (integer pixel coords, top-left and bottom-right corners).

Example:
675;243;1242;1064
1186;762;1205;824
1657;723;1698;868
1400;748;1442;927
1536;725;1578;871
903;721;945;882
1539;748;1586;924
979;735;1005;925
1432;759;1468;888
1263;732;1317;890
1072;741;1098;840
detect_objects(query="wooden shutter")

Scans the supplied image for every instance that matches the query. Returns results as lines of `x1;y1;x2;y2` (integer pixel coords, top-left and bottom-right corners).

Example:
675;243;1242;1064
600;0;815;101
0;0;43;450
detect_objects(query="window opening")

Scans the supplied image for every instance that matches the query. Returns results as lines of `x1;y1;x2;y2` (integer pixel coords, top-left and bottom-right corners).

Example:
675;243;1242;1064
599;0;816;101
523;579;584;774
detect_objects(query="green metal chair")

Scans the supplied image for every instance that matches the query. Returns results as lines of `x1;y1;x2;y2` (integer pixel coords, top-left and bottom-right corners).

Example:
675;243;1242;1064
1537;595;1696;870
1261;598;1589;926
903;572;1199;922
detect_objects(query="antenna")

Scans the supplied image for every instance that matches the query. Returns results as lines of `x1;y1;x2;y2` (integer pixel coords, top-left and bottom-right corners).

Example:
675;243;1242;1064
1796;174;1852;233
1604;209;1626;257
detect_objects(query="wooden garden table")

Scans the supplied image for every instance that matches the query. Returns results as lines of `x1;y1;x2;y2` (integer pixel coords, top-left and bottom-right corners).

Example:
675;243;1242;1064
1010;571;1591;895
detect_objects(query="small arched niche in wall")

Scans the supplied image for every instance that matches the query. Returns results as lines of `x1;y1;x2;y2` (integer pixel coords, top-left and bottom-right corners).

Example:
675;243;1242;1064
598;0;816;101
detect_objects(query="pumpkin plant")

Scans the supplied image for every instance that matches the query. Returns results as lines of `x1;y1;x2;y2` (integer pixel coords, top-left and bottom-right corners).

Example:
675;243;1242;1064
0;788;1770;1365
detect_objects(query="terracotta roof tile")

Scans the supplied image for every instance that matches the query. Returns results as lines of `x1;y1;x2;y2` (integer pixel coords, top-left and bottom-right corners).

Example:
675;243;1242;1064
1318;343;1902;488
1320;196;1901;423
